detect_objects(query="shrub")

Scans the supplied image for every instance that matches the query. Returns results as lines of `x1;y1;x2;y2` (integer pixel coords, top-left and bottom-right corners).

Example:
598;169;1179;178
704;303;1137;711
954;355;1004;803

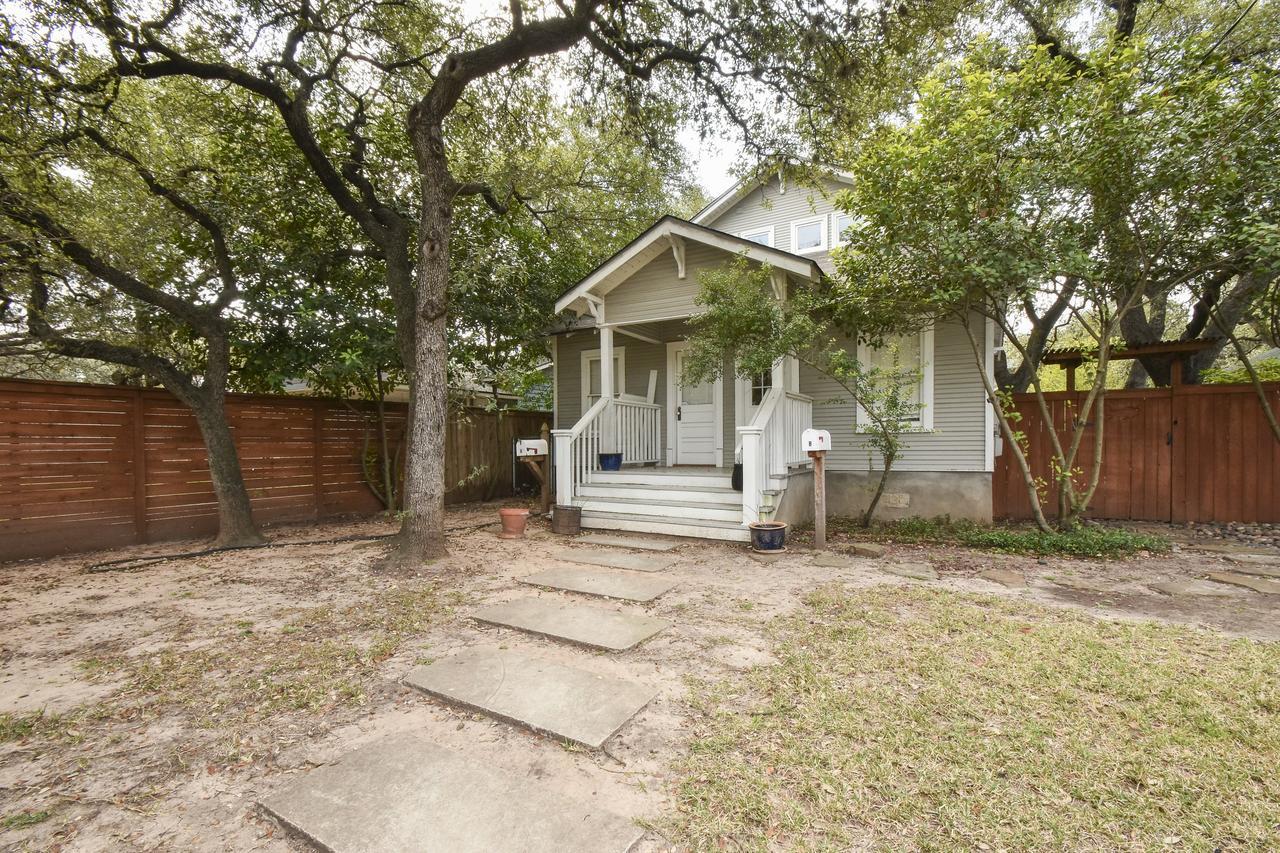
831;515;1169;558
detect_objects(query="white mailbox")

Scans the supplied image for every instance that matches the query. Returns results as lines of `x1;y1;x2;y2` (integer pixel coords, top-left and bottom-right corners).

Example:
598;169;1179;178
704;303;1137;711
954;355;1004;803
801;428;831;453
516;438;548;458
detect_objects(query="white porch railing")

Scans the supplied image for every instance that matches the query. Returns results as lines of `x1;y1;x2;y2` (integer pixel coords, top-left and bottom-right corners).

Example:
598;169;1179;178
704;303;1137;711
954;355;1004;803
552;397;661;505
614;398;662;465
737;389;813;524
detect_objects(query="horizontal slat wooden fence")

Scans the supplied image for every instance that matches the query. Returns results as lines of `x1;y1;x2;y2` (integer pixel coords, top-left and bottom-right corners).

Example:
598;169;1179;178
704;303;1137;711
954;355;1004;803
993;382;1280;524
0;378;549;562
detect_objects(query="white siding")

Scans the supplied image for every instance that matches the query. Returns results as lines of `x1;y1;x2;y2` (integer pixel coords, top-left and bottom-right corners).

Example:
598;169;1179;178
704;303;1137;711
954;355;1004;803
706;175;848;274
799;319;989;473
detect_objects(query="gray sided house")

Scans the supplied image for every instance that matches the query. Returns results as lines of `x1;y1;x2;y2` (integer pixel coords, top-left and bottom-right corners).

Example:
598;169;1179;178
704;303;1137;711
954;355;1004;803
549;171;999;541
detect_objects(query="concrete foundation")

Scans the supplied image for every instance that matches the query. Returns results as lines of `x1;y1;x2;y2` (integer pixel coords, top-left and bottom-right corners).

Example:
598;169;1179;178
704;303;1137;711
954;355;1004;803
777;470;992;525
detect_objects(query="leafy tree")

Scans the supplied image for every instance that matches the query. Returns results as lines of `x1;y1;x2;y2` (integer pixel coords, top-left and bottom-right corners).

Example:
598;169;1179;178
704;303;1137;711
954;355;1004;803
0;54;290;545
682;258;922;527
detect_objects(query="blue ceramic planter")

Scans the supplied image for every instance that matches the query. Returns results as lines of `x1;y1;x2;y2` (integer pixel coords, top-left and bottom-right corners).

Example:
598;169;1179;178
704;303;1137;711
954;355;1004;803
598;452;623;471
749;522;788;551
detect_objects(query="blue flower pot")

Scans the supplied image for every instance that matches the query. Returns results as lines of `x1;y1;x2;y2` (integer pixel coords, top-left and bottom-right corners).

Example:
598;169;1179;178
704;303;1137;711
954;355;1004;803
598;452;623;471
749;522;788;551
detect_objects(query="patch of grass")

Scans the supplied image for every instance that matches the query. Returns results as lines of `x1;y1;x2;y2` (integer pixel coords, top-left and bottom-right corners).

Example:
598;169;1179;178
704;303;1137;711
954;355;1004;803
84;581;455;729
2;810;51;829
832;515;1169;558
672;586;1280;850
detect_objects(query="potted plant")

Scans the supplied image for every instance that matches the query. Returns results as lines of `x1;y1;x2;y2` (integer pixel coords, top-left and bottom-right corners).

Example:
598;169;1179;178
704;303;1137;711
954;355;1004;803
748;520;787;552
598;451;623;471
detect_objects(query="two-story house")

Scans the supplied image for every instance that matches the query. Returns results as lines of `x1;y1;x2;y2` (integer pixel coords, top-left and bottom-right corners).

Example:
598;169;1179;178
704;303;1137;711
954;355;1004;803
547;168;999;540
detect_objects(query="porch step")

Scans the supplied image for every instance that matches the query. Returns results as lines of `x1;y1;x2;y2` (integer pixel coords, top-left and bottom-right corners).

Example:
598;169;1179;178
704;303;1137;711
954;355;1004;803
579;509;750;542
576;496;742;523
576;482;741;505
591;468;733;488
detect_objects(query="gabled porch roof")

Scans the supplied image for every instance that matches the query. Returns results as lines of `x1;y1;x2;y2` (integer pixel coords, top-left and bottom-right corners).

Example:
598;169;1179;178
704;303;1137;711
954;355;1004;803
554;216;823;317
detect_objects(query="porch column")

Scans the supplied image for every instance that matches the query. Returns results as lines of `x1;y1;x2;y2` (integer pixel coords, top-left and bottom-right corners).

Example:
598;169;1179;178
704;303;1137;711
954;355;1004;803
599;324;616;452
739;425;764;525
552;429;573;505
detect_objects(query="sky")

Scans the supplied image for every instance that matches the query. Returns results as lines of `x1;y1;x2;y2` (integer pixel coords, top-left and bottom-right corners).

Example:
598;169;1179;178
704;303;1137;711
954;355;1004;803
679;126;742;200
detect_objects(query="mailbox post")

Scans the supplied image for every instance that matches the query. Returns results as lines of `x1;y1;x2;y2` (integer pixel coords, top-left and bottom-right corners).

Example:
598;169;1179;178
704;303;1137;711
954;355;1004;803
802;428;831;551
515;429;551;515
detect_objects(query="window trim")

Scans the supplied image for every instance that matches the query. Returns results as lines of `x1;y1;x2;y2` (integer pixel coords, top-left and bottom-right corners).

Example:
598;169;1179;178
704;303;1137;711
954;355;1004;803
737;226;775;247
579;346;626;414
855;328;934;432
832;211;856;247
790;216;828;255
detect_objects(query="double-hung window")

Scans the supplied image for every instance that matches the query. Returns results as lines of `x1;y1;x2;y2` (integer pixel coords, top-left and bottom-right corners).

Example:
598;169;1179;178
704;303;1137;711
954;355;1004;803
856;329;934;431
739;227;774;247
581;347;626;411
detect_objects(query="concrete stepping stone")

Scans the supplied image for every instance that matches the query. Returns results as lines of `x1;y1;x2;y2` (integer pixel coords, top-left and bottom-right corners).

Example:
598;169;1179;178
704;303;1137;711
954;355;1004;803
1205;571;1280;594
848;543;886;558
979;568;1027;588
404;647;656;749
261;733;642;853
576;533;679;552
1149;579;1237;597
1222;555;1280;578
472;597;670;651
550;547;676;573
812;553;859;568
522;565;676;602
882;562;937;581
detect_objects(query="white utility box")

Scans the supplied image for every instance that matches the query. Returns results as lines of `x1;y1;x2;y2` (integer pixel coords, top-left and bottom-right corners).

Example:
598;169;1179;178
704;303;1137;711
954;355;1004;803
515;438;548;458
801;428;832;453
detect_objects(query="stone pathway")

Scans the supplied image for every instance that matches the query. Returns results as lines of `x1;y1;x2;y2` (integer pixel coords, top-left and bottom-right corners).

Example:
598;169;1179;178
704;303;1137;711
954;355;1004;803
549;546;676;573
263;536;681;851
261;734;643;853
1149;579;1238;597
1205;571;1280;594
522;565;677;602
404;647;658;748
472;596;670;651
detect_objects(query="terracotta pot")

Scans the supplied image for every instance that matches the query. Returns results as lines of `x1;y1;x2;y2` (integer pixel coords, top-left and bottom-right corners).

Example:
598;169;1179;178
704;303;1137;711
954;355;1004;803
498;508;530;539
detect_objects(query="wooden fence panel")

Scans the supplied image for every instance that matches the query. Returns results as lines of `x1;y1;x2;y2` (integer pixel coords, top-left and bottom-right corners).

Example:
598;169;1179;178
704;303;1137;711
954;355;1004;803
0;378;549;562
994;382;1280;524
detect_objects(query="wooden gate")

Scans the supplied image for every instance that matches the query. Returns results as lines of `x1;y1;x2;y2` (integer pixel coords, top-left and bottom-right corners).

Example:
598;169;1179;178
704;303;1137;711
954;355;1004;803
992;383;1280;524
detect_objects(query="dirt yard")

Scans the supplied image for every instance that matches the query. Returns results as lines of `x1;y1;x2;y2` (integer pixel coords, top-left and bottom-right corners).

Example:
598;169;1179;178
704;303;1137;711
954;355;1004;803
1;506;1276;851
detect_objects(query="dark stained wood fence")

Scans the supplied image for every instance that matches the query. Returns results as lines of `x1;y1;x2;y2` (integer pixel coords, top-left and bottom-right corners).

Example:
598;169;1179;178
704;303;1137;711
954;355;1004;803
0;378;549;562
993;382;1280;524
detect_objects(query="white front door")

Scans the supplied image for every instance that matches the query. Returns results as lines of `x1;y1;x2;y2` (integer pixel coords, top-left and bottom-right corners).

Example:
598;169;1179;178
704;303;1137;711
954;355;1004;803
668;343;721;465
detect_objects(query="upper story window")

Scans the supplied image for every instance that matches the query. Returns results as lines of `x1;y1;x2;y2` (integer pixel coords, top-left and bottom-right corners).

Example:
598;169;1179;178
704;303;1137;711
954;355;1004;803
739;227;773;247
832;212;856;246
791;217;827;254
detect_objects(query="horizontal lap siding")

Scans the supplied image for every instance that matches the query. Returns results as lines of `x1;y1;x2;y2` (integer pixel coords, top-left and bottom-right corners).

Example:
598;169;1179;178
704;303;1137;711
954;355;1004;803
0;378;548;562
708;176;845;274
604;243;762;325
800;319;988;473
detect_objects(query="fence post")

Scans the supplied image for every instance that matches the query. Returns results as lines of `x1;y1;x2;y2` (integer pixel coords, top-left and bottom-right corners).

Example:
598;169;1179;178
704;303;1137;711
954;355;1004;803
132;389;149;544
312;400;324;520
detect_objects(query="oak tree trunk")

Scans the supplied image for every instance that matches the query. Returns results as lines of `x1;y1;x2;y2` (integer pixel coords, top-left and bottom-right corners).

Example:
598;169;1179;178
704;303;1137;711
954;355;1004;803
395;115;452;563
188;389;264;547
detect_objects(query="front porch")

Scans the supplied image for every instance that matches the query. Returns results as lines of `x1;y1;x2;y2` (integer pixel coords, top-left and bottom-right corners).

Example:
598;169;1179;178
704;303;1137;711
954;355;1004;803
548;219;823;540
